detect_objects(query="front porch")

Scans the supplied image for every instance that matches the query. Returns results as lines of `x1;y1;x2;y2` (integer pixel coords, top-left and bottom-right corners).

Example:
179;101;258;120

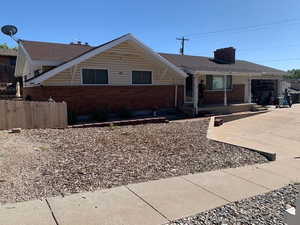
183;102;260;116
185;71;283;116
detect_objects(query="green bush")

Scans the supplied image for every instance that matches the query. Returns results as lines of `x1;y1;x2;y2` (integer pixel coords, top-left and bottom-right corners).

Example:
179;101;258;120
92;109;109;122
68;111;77;125
118;108;132;119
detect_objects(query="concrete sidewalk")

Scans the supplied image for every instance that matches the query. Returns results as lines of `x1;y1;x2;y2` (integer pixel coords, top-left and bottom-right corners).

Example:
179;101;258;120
1;158;300;225
208;105;300;160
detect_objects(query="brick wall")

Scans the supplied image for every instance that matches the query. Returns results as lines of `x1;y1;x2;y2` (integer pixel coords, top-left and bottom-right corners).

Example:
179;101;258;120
203;84;245;105
23;85;184;114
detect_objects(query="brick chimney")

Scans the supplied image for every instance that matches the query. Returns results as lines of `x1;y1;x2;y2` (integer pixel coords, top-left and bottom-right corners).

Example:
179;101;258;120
214;47;236;64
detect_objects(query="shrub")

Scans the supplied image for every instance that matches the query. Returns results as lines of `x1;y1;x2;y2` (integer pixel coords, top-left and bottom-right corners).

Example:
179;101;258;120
118;108;132;119
92;109;109;122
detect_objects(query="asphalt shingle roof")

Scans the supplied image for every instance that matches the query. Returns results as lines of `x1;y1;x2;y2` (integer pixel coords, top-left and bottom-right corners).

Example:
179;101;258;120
159;53;286;75
21;40;93;61
20;39;286;75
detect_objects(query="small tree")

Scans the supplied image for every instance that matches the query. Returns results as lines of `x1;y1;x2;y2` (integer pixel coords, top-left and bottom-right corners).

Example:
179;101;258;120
286;69;300;79
0;43;17;50
0;43;9;49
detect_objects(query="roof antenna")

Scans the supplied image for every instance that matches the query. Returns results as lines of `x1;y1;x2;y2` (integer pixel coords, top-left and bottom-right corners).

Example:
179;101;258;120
1;25;19;43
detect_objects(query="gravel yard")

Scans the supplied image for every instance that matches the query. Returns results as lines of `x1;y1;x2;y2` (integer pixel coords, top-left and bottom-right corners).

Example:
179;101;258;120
169;184;299;225
0;119;268;204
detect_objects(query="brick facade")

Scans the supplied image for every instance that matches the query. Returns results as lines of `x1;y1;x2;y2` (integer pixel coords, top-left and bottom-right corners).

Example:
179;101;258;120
202;84;245;105
23;85;184;114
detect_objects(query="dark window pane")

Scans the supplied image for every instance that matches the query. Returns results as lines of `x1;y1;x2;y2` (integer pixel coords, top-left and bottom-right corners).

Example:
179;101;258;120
206;75;213;90
132;71;152;84
82;69;108;84
82;69;95;84
95;70;108;84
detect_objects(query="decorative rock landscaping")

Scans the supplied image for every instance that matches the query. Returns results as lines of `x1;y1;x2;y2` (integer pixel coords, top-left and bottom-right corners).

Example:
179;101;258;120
169;184;298;225
0;119;268;204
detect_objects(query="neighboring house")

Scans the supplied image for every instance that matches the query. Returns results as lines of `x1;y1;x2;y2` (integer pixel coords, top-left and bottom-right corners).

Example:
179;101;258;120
0;48;17;94
15;33;286;115
287;79;300;103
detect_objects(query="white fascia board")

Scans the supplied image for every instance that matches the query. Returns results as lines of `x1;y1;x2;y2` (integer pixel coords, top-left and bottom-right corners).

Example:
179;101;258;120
26;34;134;85
19;42;34;64
129;35;188;78
194;70;284;77
26;34;187;85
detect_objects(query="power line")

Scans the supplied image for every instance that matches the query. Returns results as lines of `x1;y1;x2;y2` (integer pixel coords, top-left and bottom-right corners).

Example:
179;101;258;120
252;58;300;63
176;36;189;55
238;42;300;53
183;18;300;38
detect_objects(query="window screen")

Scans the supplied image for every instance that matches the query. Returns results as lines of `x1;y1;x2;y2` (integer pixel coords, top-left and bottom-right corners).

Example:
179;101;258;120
82;69;108;84
132;71;152;84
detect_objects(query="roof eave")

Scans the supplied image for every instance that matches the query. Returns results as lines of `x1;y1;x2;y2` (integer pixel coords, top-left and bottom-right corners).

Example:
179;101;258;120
194;70;286;76
25;34;187;86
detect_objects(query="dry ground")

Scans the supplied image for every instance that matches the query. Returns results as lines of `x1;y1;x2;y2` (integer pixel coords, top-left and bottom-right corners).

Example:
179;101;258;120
0;119;268;204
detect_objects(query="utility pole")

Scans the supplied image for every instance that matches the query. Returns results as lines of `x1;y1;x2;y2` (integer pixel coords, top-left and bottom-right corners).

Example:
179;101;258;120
176;36;189;55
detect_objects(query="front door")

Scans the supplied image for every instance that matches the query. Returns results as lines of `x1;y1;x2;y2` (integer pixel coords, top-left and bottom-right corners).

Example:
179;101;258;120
185;74;193;102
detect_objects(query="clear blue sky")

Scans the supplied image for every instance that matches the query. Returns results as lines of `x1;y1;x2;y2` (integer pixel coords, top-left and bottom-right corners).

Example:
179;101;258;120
1;0;300;71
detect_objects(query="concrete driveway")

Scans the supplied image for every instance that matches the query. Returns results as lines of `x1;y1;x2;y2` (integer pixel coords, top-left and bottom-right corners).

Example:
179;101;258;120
210;104;300;159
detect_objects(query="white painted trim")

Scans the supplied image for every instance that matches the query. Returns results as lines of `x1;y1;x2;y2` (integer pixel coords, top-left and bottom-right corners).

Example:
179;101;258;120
195;71;284;77
19;43;34;64
206;74;233;91
25;34;187;86
30;83;177;87
71;65;78;85
130;69;153;85
80;67;110;85
130;35;188;78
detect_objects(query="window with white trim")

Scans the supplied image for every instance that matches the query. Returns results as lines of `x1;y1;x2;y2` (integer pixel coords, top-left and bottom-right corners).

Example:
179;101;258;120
206;75;232;90
132;71;152;84
82;69;108;85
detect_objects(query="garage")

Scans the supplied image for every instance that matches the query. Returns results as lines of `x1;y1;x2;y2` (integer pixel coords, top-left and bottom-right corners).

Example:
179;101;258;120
251;79;278;105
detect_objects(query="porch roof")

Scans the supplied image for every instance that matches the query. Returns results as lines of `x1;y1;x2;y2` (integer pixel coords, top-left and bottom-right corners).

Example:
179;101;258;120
159;53;287;76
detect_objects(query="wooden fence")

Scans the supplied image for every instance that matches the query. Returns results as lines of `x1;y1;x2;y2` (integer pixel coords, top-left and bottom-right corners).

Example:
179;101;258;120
0;100;68;130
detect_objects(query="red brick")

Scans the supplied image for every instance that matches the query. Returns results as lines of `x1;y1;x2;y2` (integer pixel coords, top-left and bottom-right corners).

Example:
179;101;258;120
23;85;184;114
203;84;245;104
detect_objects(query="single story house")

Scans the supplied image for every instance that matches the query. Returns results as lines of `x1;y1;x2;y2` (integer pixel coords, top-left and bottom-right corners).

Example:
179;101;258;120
15;33;287;115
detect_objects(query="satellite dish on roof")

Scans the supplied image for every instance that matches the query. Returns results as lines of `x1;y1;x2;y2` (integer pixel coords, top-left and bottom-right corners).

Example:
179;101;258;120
1;25;18;36
1;25;19;43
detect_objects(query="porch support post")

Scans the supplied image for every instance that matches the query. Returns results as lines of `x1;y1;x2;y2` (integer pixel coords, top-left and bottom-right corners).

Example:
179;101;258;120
193;75;199;116
277;78;282;96
224;75;227;106
248;76;252;103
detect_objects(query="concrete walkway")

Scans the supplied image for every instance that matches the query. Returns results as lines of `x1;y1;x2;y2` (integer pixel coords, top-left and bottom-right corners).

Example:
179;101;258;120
1;158;300;225
208;104;300;159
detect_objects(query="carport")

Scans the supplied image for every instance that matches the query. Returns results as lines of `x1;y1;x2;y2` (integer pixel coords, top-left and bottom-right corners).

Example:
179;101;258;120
251;79;279;105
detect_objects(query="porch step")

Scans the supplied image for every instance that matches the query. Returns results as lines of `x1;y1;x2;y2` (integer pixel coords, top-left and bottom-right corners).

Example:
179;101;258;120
181;104;194;117
251;105;269;112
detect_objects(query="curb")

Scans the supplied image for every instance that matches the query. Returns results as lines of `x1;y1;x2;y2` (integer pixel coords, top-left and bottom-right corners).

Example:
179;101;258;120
215;110;269;124
69;117;169;128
